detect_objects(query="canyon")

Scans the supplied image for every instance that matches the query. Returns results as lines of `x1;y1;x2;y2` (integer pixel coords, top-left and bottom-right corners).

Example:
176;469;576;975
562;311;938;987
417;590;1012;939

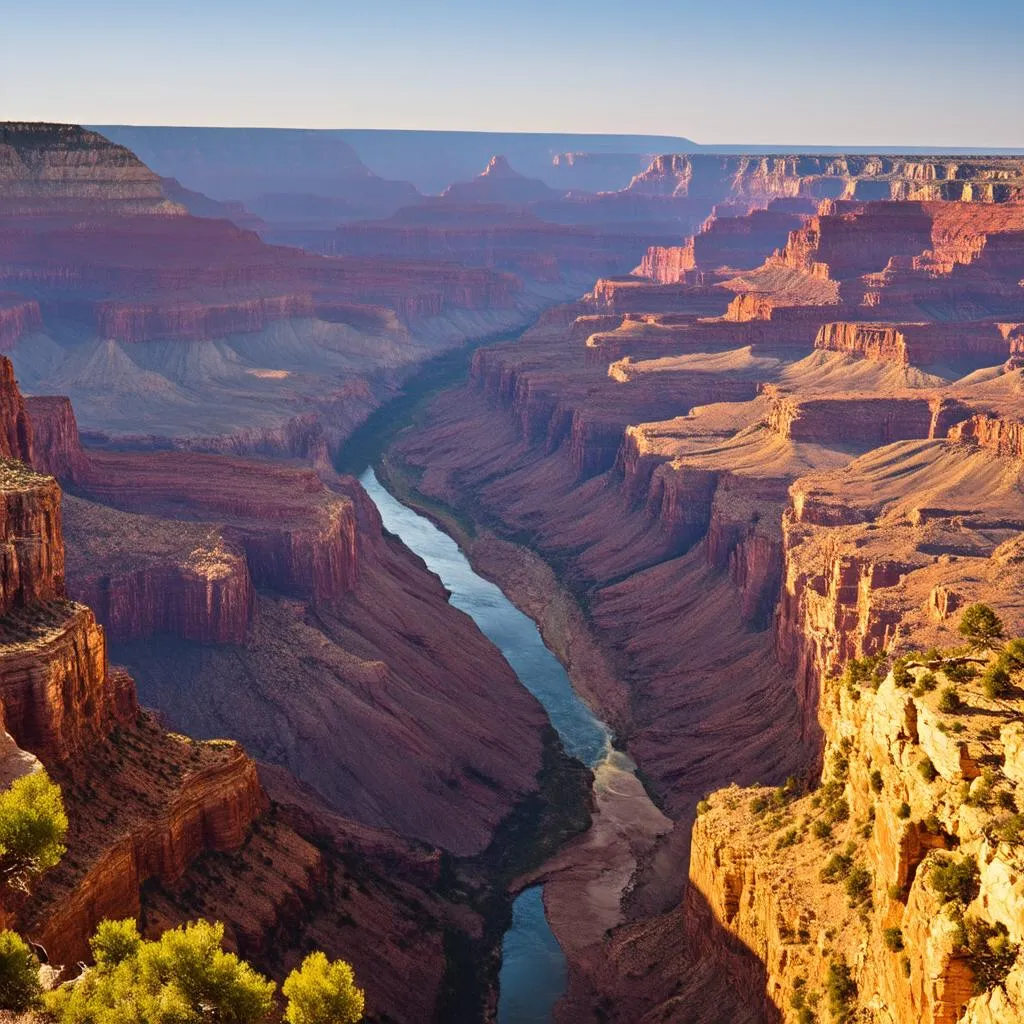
1;118;1023;1023
385;165;1024;1021
0;351;596;1022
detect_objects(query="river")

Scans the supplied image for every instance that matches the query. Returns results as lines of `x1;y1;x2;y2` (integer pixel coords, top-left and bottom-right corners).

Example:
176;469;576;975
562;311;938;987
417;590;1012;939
359;468;612;1022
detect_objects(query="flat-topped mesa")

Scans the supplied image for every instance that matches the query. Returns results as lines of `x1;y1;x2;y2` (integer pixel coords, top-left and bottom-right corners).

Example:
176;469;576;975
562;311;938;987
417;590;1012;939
591;314;737;364
95;293;317;344
625;154;1024;205
589;276;731;314
771;200;938;280
75;451;359;604
815;321;1016;368
764;391;936;444
635;244;696;284
0;122;185;216
0;294;42;351
62;496;254;644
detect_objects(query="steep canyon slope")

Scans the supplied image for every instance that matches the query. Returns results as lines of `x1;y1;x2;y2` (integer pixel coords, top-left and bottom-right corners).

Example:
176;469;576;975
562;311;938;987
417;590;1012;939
389;180;1024;1019
0;359;557;1022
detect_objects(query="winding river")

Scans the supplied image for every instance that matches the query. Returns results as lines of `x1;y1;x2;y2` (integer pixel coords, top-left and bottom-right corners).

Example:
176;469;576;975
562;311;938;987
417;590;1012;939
359;468;612;1022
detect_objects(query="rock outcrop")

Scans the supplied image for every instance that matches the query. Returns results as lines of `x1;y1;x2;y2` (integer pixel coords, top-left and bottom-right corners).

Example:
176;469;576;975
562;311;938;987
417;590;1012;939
0;295;42;351
0;122;183;216
439;155;564;205
62;496;254;644
23;396;88;483
624;154;1024;205
75;451;359;604
0;357;267;965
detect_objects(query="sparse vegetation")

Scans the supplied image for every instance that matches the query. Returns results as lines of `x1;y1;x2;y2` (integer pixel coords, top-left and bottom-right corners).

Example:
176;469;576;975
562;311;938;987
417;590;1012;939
820;848;853;883
869;769;883;793
842;653;888;693
1003;638;1024;672
882;927;904;952
825;958;857;1022
918;757;938;783
955;914;1019;994
892;657;912;689
993;813;1024;845
776;828;798;851
825;798;849;824
811;819;832;841
938;686;962;714
982;663;1012;699
943;660;979;685
930;855;980;906
844;865;871;908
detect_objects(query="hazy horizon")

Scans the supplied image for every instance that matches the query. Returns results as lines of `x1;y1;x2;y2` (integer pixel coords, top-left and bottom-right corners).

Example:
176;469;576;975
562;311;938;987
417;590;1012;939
4;0;1022;149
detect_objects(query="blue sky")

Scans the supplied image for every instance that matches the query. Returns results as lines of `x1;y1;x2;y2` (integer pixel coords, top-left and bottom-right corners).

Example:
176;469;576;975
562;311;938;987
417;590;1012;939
3;0;1022;146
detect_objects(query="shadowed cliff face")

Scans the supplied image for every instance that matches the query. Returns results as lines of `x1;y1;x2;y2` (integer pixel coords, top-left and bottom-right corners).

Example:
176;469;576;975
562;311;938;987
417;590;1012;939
19;392;553;859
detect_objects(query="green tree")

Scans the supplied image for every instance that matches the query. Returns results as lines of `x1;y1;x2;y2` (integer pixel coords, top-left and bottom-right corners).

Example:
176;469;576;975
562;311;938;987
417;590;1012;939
47;919;276;1024
1002;638;1024;672
825;958;857;1021
283;952;364;1024
930;856;980;905
0;771;68;887
91;918;142;970
938;686;962;714
959;604;1005;650
982;664;1012;699
0;931;41;1012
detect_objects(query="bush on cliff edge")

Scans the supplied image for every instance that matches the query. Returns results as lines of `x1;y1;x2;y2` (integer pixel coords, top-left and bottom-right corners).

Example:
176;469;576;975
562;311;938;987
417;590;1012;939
46;918;365;1024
